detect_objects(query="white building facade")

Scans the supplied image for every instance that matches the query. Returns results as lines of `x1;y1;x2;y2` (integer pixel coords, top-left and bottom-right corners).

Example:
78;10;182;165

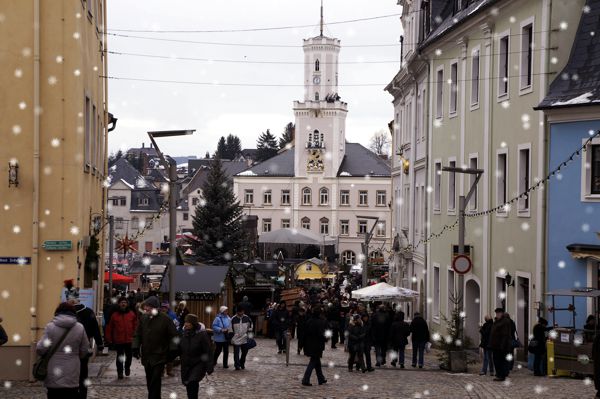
234;29;391;268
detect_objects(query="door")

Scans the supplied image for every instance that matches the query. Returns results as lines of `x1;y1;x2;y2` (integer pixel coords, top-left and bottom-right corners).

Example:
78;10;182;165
465;279;481;347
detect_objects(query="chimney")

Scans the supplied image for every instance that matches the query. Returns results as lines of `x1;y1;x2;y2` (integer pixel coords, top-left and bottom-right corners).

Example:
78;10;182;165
142;142;145;148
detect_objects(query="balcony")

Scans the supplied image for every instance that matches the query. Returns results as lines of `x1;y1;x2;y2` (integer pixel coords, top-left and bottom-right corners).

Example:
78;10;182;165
305;141;326;149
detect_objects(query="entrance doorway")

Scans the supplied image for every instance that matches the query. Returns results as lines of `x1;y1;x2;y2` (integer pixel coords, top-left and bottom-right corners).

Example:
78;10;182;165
516;276;530;359
465;279;481;346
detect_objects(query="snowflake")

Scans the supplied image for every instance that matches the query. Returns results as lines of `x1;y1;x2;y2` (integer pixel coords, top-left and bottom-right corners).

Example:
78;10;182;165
15;359;22;366
430;333;440;342
577;354;590;364
507;246;514;254
53;366;63;377
435;49;442;56
521;222;530;231
83;378;92;387
559;21;568;31
327;361;335;368
70;226;80;235
361;384;369;391
465;383;473;392
324;329;333;339
334;373;340;380
582;223;590;232
501;101;510;109
12;125;21;135
433;119;442;128
12;225;21;234
205;306;213;314
56;55;63;63
150;309;158;316
3;204;9;211
534;385;547;394
1;290;9;299
63;345;72;353
3;381;11;389
187;267;196;275
549;330;558;339
18;101;27;110
118;355;126;363
14;69;23;78
584;377;593;386
215;241;223;249
558;261;566;269
550;56;558;64
73;69;81;77
48;76;58;85
22;47;32;57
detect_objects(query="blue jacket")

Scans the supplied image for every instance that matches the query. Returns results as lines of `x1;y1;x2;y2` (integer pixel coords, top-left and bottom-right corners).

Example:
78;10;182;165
212;313;231;343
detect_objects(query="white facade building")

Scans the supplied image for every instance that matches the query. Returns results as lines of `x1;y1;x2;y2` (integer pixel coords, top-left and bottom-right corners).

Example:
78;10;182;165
234;27;391;268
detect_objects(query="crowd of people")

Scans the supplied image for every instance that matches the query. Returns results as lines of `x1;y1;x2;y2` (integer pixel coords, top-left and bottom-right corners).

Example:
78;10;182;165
29;280;600;398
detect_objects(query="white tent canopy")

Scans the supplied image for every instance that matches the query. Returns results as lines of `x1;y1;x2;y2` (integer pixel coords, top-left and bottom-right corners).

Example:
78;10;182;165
352;282;419;302
258;228;336;245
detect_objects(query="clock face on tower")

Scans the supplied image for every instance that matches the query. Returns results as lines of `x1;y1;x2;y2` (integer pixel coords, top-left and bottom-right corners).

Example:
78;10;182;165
313;76;321;85
307;149;324;172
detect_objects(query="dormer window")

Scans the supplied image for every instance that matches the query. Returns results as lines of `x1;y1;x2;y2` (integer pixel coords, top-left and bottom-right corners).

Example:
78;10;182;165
315;59;320;71
138;196;149;206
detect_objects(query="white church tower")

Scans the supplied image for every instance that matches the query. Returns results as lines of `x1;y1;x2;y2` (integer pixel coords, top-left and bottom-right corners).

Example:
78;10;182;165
293;1;348;178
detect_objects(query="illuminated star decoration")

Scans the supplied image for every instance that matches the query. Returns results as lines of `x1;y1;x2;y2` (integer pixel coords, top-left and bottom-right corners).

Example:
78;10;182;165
115;234;138;255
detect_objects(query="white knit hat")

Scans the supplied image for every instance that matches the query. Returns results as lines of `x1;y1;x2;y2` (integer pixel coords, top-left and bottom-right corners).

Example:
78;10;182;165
219;306;228;313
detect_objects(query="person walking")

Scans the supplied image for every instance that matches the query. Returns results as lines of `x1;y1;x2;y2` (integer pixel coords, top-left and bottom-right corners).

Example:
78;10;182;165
177;314;213;399
271;300;290;354
489;308;512;382
371;305;391;366
479;315;494;376
0;316;7;346
231;306;253;370
105;297;138;379
347;314;366;372
301;306;328;386
36;302;90;399
68;294;103;399
389;311;410;368
360;312;375;372
132;296;179;399
211;306;232;369
296;307;307;355
532;317;550;376
327;299;341;349
410;312;430;369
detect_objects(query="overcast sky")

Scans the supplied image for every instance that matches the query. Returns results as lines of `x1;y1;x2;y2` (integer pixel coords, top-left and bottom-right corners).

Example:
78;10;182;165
107;0;402;157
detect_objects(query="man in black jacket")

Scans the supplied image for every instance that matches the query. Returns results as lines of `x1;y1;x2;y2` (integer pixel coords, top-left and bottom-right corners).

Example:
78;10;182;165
371;305;391;366
271;300;290;353
68;294;103;399
389;311;410;368
409;312;430;369
301;306;328;386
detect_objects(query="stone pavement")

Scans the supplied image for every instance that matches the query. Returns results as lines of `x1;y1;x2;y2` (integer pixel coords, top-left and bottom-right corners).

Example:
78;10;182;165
2;338;596;398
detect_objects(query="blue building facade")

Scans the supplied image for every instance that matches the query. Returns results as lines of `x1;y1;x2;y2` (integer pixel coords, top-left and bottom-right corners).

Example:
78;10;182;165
546;120;600;328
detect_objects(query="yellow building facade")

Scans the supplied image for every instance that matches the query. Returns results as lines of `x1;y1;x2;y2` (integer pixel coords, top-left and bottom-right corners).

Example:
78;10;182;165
0;0;108;379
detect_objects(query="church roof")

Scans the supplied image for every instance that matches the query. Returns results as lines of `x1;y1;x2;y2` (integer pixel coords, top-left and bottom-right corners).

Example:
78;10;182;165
536;0;600;110
234;143;390;178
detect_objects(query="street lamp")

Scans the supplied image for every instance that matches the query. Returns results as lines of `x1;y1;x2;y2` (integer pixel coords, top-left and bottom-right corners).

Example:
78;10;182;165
148;129;195;305
356;215;380;288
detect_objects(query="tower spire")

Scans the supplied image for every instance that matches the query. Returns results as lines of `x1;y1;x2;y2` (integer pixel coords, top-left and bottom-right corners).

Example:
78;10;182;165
320;0;324;36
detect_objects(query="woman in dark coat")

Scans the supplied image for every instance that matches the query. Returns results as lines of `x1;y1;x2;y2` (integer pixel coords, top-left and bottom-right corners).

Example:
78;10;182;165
178;314;213;399
532;317;549;376
389;311;411;368
347;314;366;372
301;306;328;386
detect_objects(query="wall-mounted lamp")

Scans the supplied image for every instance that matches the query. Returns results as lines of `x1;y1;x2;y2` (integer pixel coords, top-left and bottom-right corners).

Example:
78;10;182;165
504;272;515;287
395;146;410;175
8;161;19;187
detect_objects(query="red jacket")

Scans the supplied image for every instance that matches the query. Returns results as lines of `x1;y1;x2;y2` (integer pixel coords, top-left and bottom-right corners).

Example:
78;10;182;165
106;310;137;344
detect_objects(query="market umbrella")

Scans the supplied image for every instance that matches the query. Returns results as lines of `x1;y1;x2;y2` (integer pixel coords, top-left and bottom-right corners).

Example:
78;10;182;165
352;282;419;302
103;271;134;284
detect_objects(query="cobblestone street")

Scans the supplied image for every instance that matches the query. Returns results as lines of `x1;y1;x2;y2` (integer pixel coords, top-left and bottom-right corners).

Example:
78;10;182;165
3;338;596;398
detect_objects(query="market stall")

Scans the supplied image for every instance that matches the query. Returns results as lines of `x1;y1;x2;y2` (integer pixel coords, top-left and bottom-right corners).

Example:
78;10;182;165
546;288;600;376
352;282;419;302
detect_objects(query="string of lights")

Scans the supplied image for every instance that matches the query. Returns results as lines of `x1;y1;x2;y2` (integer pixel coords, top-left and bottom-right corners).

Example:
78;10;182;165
123;199;171;242
106;13;402;33
467;129;600;218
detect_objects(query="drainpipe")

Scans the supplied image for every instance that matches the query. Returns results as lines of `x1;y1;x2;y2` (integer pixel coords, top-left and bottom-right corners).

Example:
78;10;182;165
29;0;41;382
400;35;404;66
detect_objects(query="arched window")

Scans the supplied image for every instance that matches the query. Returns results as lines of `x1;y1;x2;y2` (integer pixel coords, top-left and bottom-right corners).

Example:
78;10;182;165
319;217;329;235
342;250;356;265
308;131;313;143
315;92;319;101
301;217;311;230
319;187;329;205
302;187;312;205
315;59;320;71
313;129;320;145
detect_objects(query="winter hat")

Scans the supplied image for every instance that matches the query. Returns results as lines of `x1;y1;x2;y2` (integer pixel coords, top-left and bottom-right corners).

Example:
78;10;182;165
118;296;128;304
219;306;228;313
160;301;170;309
185;313;200;329
144;296;160;309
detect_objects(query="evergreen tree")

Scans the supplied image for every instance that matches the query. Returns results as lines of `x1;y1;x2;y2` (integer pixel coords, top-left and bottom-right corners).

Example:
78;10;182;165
226;134;242;159
279;122;295;149
192;157;246;262
205;151;211;159
215;136;227;159
125;152;144;174
256;129;278;162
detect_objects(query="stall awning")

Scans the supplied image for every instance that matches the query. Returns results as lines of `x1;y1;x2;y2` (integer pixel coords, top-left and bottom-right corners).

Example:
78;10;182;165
566;243;600;262
103;271;134;284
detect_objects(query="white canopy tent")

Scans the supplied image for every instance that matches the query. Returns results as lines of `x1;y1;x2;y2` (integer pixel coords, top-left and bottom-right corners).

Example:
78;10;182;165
352;282;419;302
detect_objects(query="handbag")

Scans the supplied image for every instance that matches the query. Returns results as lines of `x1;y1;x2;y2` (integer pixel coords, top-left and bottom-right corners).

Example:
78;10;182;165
528;339;538;353
512;338;522;349
33;325;74;381
244;338;257;350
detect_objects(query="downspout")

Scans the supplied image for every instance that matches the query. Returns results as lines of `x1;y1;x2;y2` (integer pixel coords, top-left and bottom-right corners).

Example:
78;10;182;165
422;56;430;319
99;0;109;314
29;0;41;382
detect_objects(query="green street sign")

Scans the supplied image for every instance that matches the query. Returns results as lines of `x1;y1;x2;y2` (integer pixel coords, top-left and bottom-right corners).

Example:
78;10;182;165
42;240;72;251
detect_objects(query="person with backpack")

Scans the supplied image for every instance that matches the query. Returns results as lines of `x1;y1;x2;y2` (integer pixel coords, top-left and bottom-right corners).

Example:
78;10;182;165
36;302;90;399
177;314;214;399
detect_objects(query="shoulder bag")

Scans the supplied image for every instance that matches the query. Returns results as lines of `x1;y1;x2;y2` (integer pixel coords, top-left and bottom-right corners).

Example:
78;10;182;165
33;325;74;381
